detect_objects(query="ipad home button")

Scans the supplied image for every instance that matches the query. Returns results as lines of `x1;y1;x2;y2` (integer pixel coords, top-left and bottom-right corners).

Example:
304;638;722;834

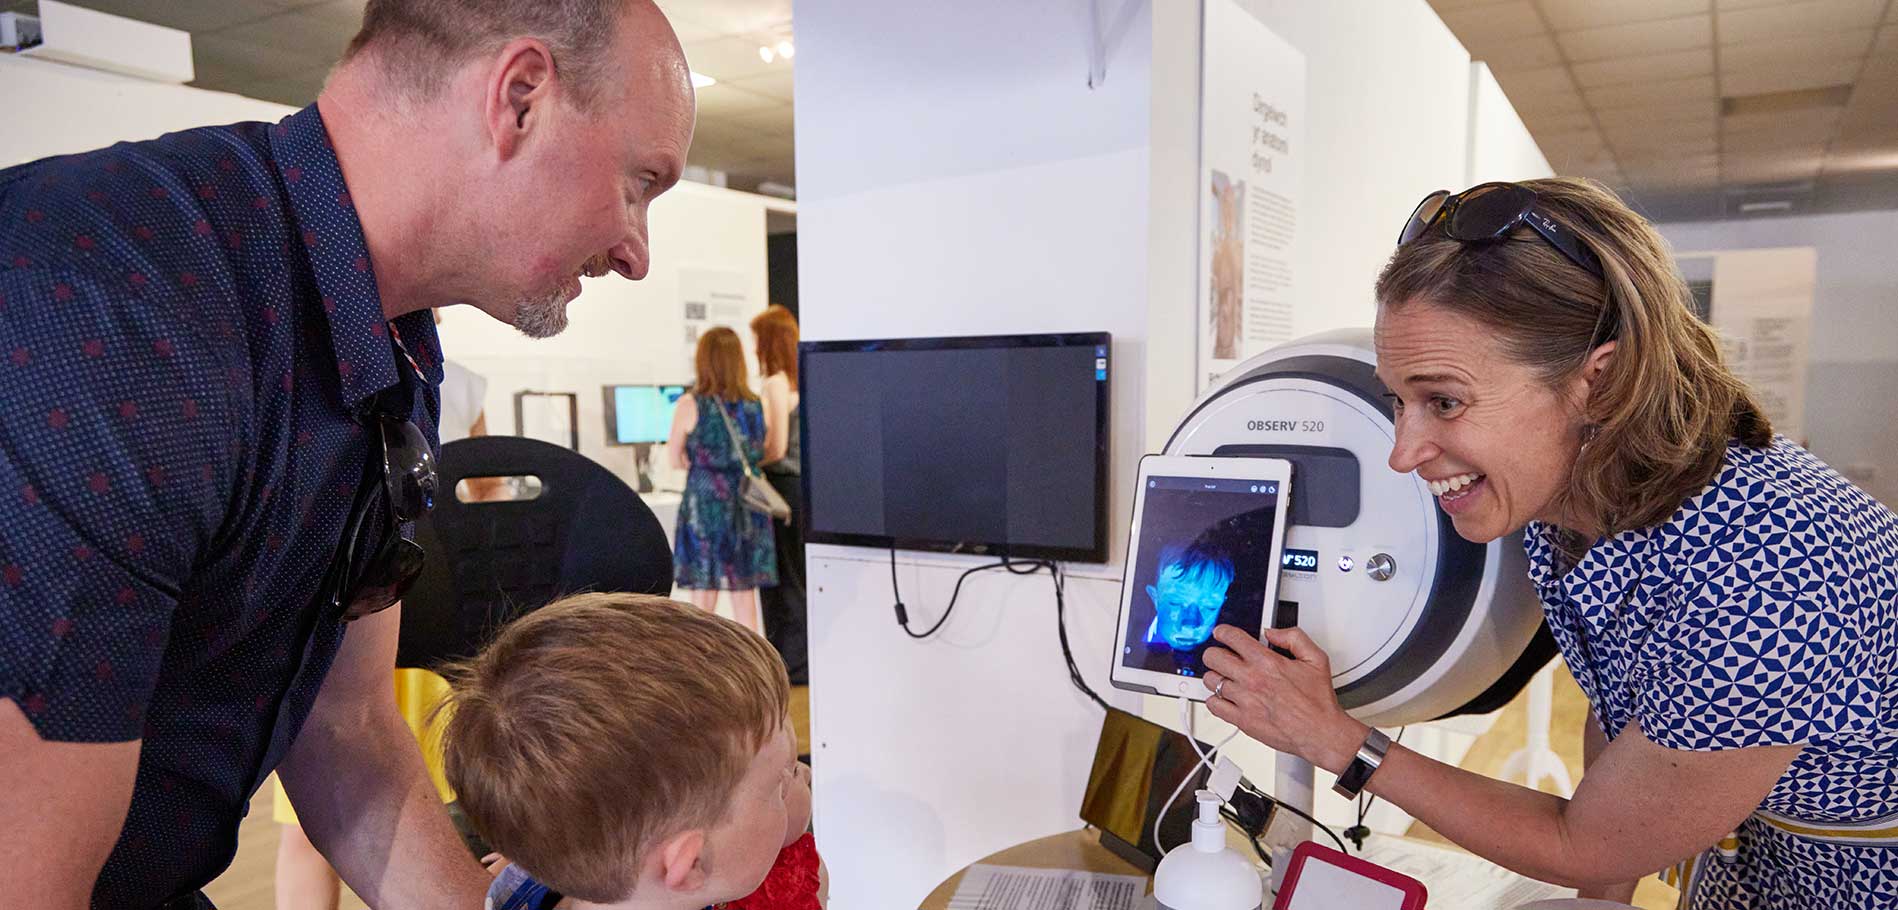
1178;680;1192;695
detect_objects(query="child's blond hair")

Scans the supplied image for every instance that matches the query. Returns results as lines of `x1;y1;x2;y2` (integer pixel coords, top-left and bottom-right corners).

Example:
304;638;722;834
439;593;790;901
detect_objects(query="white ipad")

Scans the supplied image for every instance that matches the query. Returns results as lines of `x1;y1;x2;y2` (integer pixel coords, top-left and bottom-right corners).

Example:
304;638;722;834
1110;454;1294;702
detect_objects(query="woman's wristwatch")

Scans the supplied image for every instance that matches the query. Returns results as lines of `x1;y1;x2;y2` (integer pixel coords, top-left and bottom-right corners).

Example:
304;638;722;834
1331;727;1393;799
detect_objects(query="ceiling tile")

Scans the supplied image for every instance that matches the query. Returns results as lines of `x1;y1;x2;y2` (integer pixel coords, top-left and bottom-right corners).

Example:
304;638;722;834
1557;14;1712;61
1602;116;1717;148
1585;74;1717;109
1719;58;1861;96
1718;0;1885;43
1723;106;1844;138
235;65;330;108
655;0;791;40
1494;65;1578;96
687;117;758;148
1863;51;1898;84
1440;0;1548;44
208;6;356;65
683;35;790;83
193;32;331;79
1572;48;1713;87
1536;0;1710;31
31;0;285;34
1521;109;1601;133
1535;127;1608;157
1474;33;1567;69
722;68;793;103
1715;0;1790;9
1875;25;1898;54
1820;147;1898;177
727;104;794;137
1593;99;1721;127
1612;133;1717;162
1724;122;1838;153
1720;30;1877;71
649;3;728;42
1622;162;1721;190
692;82;781;117
1518;89;1592;115
1723;151;1825;183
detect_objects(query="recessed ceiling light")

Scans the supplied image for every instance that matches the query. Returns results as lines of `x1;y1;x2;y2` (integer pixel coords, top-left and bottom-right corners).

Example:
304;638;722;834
776;40;795;59
758;45;775;63
1737;200;1793;213
691;70;716;89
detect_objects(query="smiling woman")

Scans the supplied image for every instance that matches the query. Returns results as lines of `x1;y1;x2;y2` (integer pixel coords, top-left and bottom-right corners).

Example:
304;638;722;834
1198;177;1898;910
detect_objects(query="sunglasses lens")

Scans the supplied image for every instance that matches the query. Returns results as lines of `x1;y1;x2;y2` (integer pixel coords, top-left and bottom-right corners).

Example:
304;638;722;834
380;416;438;521
1446;183;1535;241
1397;191;1450;246
342;537;425;621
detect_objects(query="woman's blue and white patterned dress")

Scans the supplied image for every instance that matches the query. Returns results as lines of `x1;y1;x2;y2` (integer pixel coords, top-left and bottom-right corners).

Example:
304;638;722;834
673;395;778;591
1525;437;1898;909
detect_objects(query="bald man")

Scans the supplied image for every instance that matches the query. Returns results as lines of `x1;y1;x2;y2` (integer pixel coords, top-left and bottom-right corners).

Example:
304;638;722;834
0;2;694;906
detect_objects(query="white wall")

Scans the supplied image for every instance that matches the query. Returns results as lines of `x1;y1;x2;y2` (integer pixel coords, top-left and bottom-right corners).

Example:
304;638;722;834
799;1;1528;907
1658;211;1898;507
0;54;295;166
797;4;1155;906
434;182;778;494
1467;62;1552;186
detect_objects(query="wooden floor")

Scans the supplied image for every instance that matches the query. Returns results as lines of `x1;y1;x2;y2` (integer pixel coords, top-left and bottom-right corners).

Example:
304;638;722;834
203;686;812;908
206;680;1672;909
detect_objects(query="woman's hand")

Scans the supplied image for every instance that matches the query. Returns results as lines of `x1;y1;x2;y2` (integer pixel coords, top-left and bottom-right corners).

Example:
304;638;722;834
1200;624;1370;774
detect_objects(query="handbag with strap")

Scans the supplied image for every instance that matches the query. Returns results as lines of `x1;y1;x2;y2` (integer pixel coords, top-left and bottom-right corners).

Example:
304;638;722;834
711;396;793;523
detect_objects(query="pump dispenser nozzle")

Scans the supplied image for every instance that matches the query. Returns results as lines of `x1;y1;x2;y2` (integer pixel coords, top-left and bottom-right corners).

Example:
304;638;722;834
1154;790;1264;910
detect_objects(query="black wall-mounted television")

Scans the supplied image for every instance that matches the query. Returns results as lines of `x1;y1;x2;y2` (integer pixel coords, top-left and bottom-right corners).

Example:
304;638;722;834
799;331;1111;563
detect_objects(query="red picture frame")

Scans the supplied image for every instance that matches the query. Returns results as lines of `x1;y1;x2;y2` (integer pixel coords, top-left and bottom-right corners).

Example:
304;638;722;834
1272;841;1428;910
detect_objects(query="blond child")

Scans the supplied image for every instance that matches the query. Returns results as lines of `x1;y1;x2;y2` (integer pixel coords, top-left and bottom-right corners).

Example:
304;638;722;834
439;593;820;910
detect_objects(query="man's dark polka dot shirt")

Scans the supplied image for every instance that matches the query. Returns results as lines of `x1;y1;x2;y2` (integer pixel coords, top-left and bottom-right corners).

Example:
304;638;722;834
0;104;443;905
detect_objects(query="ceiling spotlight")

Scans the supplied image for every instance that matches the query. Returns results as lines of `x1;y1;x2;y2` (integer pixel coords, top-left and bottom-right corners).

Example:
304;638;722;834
776;40;795;59
758;45;775;63
690;71;716;89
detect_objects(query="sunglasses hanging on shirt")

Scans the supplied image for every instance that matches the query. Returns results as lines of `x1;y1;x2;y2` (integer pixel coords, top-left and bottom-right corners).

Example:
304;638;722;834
320;327;438;622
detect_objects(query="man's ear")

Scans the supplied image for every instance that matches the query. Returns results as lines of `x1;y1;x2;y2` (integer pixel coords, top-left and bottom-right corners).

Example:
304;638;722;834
484;37;558;161
1145;584;1159;605
655;828;709;894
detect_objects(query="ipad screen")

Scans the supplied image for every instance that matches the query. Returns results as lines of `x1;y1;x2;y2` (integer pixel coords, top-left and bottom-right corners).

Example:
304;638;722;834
1120;474;1286;680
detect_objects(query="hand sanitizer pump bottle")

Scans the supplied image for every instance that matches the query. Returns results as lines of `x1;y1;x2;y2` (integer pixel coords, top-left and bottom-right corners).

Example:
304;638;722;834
1153;790;1264;910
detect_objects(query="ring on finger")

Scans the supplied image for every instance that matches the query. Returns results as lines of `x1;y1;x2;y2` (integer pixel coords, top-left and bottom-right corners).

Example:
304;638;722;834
1211;678;1227;700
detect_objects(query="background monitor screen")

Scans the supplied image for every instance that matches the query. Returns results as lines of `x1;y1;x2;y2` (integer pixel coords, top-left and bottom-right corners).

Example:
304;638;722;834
799;332;1110;563
604;384;687;445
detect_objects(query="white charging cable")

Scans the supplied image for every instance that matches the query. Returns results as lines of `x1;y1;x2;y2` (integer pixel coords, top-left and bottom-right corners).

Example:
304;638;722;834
1152;693;1243;853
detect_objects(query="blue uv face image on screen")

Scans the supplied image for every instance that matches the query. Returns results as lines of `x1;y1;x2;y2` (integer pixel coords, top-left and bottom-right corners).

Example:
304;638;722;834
605;384;687;445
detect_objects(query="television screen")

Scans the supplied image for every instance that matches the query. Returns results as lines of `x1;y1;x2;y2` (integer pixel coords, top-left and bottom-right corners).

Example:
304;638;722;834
603;384;687;445
799;332;1110;562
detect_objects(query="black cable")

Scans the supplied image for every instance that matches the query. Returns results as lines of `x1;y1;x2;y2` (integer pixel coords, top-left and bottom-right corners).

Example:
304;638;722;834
1047;560;1111;712
1347;725;1406;851
1239;779;1350;857
891;553;1109;712
1221;807;1272;868
889;545;1009;639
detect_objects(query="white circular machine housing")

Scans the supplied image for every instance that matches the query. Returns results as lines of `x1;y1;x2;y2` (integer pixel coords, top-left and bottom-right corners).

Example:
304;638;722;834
1166;328;1552;727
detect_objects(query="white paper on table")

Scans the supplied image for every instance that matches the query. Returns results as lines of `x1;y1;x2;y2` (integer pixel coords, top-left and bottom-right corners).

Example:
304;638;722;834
946;863;1147;910
1357;835;1574;909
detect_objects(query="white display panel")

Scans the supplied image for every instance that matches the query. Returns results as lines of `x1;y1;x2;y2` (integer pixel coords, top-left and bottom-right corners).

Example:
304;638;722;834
1284;860;1409;910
